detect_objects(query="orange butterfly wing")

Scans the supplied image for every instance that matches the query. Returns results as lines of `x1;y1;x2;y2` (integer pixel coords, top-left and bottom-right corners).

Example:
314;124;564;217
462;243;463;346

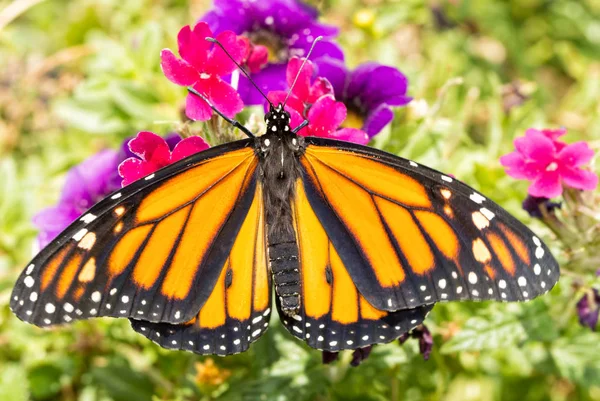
297;138;559;312
10;141;262;332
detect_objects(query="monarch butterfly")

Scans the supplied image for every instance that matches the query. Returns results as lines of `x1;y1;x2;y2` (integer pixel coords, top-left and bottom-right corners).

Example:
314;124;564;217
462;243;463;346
10;38;559;357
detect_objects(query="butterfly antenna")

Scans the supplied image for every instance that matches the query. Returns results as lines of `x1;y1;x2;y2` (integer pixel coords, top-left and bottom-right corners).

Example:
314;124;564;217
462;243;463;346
282;36;323;107
205;37;273;107
187;87;255;138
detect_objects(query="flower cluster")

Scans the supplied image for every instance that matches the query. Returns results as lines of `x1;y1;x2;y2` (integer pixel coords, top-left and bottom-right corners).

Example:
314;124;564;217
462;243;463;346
501;127;598;331
500;128;597;199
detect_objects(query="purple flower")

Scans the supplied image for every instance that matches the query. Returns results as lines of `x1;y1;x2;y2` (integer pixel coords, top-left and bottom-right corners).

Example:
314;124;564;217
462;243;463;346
398;324;433;360
33;150;121;249
33;134;184;248
522;195;562;219
200;0;343;105
316;59;412;138
577;289;600;331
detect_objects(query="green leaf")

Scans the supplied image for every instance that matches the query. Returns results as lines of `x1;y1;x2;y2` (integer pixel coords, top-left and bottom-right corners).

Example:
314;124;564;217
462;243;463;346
440;315;526;354
551;333;600;387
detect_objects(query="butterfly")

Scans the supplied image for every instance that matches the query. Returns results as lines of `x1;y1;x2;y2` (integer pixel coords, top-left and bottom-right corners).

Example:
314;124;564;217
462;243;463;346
10;39;559;357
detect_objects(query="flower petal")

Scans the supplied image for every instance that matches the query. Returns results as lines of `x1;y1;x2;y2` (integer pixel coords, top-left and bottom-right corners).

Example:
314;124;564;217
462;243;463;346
534;127;567;142
307;95;346;135
558;141;595;167
128;131;171;164
314;56;348;100
204;77;244;118
171;136;211;163
118;158;144;187
287;57;314;101
528;171;563;198
246;44;268;73
347;64;409;111
331;128;370;144
206;31;249;76
160;49;198;86
514;131;556;164
500;151;538;180
561;167;599;191
185;84;213;121
307;77;334;104
178;23;212;71
363;105;394;138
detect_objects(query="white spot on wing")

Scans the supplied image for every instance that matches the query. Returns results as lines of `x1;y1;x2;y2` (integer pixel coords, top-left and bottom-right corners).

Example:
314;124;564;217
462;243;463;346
81;213;96;224
72;228;88;241
480;208;495;220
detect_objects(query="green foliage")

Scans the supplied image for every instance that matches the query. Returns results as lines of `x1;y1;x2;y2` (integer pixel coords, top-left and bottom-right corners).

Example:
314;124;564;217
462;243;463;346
1;0;600;400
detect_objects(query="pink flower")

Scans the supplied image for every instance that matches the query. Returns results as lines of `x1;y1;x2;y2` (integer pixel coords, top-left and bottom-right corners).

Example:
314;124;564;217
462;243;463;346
118;131;209;186
160;22;249;121
268;56;334;112
267;57;369;145
500;128;598;198
244;43;268;74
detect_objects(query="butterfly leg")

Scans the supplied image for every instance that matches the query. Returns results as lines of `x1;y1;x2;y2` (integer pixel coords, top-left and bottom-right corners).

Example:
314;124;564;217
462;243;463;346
187;87;255;138
292;119;309;134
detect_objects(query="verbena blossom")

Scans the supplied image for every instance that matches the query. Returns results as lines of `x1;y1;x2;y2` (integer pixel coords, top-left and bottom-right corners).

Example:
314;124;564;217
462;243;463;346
200;0;343;105
267;57;369;144
161;22;248;121
500;128;598;198
576;289;600;331
118;131;209;186
317;59;412;137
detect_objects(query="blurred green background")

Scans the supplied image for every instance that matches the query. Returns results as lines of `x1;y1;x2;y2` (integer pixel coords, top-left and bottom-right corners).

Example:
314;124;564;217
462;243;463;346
1;0;600;400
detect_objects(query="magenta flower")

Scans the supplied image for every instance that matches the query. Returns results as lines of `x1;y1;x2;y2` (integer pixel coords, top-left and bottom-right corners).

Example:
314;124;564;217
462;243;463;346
244;43;269;73
317;59;412;137
268;56;334;112
200;0;343;105
118;131;209;186
161;22;249;121
267;58;369;144
500;128;598;198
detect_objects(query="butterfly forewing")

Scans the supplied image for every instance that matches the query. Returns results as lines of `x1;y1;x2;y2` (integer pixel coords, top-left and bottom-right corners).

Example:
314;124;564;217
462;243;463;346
298;137;559;312
10;139;260;328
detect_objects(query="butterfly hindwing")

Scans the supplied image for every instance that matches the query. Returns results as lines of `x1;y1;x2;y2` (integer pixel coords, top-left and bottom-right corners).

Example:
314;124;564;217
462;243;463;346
275;179;432;352
298;137;559;312
10;139;260;328
130;184;272;355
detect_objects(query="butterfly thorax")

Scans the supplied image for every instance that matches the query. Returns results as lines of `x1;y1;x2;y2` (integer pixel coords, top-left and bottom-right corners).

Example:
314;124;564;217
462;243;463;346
255;105;305;316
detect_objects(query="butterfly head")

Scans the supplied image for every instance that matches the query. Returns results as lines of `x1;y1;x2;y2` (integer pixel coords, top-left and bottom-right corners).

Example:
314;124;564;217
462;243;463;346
265;104;291;135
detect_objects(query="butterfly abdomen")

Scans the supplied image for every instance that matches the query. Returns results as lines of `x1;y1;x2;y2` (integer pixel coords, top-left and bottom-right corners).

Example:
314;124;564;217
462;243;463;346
268;236;301;315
